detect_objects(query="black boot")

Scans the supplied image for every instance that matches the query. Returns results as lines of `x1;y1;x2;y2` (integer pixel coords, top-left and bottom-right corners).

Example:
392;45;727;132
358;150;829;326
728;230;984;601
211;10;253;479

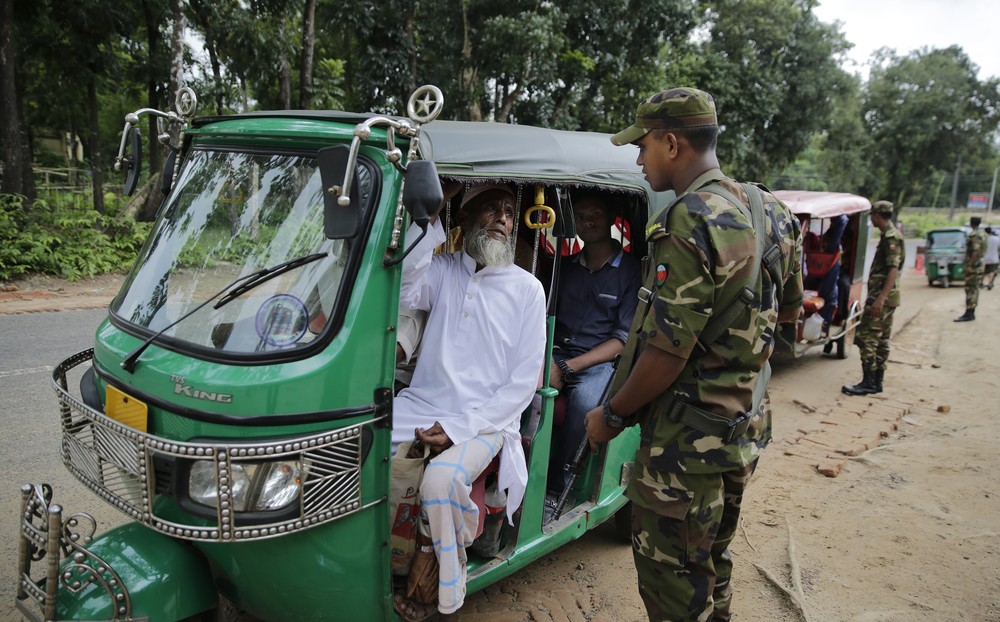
842;370;877;396
870;369;884;394
954;309;975;322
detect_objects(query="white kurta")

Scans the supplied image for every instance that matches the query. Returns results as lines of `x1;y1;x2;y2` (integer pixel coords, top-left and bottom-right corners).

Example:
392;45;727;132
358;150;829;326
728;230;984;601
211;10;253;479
392;220;546;520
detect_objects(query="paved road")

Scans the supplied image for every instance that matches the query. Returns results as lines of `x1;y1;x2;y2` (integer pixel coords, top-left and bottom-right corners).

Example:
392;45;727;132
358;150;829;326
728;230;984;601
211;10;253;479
0;309;125;621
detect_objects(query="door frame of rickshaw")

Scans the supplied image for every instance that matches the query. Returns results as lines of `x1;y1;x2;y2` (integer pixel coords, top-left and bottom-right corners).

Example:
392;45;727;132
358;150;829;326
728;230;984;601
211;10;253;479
416;121;674;587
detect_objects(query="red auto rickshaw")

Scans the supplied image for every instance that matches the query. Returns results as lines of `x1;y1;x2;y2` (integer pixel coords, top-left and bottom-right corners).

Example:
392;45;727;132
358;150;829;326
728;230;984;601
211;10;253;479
772;190;872;359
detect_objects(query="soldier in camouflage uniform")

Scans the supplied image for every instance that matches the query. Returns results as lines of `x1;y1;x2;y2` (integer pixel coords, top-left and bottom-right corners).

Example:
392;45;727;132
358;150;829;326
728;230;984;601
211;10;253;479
954;216;986;322
584;88;803;621
842;201;904;396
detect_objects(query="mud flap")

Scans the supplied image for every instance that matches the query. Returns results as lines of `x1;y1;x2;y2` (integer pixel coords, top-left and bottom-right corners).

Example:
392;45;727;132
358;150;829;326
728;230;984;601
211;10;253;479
56;522;216;622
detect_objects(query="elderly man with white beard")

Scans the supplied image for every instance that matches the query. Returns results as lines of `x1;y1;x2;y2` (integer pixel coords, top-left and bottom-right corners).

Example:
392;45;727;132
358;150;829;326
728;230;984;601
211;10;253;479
391;184;547;622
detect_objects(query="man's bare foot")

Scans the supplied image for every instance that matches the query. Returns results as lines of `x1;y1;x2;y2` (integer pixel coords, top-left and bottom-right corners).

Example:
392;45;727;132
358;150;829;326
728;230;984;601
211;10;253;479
393;593;436;622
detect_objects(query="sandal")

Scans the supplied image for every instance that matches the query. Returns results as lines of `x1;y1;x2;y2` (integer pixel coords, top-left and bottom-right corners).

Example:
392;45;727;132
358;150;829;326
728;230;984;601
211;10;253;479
393;592;437;622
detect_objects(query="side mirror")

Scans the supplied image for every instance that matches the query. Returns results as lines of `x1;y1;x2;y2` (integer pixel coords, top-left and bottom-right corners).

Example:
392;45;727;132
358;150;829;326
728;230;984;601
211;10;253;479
402;160;443;230
123;128;142;196
318;145;360;239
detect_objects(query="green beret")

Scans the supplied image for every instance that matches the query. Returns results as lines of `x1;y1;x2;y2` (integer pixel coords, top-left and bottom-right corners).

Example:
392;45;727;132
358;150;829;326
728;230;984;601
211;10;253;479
872;200;894;215
611;87;718;146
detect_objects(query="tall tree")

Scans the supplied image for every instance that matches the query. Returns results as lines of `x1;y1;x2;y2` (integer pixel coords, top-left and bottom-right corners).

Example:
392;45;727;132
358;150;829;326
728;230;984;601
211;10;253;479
0;0;36;203
687;0;851;181
862;46;1000;208
298;0;316;109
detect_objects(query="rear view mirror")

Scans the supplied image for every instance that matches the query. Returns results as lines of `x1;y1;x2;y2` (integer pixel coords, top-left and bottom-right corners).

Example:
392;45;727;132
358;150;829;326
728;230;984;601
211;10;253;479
318;145;360;239
123;128;142;196
402;160;443;230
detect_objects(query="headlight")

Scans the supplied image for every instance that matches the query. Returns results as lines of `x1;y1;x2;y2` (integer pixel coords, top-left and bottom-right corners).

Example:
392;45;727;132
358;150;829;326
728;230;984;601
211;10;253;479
188;460;302;512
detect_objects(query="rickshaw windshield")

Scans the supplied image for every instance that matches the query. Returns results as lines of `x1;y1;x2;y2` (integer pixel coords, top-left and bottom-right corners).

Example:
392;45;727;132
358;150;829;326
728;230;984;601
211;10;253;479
927;230;965;248
111;147;366;355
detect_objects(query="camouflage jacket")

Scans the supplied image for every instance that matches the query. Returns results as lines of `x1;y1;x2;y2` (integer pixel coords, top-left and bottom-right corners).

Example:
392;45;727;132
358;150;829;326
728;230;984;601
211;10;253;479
628;168;803;506
867;224;905;307
965;229;987;273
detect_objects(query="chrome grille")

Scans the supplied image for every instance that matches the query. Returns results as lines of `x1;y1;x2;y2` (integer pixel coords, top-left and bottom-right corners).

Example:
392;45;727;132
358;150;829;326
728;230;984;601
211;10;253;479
52;349;380;543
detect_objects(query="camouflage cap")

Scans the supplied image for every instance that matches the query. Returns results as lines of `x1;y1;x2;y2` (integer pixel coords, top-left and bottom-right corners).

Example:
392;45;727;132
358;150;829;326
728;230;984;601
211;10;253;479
611;87;718;146
872;200;894;214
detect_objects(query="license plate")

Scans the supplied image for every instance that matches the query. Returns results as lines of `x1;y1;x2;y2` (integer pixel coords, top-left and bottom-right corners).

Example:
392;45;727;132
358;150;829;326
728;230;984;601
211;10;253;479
106;385;148;432
938;263;948;272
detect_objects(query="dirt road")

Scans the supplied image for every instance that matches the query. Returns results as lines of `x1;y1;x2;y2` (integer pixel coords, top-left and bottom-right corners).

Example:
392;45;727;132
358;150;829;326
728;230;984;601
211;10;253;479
3;268;998;621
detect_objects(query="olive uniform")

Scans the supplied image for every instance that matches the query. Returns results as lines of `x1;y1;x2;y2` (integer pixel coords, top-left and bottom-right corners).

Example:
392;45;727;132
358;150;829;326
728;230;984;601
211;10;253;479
956;224;986;321
610;88;803;622
627;174;801;621
843;201;904;395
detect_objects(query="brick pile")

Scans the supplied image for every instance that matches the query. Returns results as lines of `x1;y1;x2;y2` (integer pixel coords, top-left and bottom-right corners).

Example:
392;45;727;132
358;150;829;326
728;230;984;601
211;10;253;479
779;396;917;477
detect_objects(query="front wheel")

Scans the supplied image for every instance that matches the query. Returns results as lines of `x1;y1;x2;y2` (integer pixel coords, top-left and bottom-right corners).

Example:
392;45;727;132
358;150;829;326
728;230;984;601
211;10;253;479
940;276;949;288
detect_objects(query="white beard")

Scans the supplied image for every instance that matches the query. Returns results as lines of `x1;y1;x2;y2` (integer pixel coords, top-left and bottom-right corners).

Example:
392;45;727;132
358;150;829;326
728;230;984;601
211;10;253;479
465;224;516;268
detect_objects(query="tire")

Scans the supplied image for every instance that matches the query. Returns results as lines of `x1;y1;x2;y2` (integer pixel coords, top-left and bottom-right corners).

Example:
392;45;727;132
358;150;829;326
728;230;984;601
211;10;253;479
613;501;633;543
928;277;935;287
940;276;949;288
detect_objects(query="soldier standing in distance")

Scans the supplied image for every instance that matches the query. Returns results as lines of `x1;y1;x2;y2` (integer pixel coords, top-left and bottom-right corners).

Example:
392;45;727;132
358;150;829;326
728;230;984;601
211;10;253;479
954;215;986;322
842;200;904;395
584;88;803;621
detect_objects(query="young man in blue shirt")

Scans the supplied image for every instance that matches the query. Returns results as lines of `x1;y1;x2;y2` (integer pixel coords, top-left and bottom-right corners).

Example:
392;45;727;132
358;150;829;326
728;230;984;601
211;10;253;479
545;191;642;517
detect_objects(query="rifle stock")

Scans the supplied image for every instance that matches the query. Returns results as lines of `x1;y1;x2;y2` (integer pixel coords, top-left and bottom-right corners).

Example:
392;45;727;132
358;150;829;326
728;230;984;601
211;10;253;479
551;354;621;521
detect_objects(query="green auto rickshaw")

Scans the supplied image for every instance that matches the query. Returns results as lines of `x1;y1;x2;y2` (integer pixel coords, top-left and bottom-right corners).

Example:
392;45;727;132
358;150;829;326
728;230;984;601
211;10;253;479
15;85;672;622
925;226;971;287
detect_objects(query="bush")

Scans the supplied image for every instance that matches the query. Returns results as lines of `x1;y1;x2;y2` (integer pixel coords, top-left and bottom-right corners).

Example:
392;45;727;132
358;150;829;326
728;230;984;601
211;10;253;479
0;192;151;281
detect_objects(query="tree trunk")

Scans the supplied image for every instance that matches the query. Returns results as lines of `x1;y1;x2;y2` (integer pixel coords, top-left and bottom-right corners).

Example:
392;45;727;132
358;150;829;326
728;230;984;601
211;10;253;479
460;0;482;121
168;0;185;143
142;0;162;175
0;0;35;204
404;3;416;102
87;76;105;215
298;0;316;109
279;21;291;109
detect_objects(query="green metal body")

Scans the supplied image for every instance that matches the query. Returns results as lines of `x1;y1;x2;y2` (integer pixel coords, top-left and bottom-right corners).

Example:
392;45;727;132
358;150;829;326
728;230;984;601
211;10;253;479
55;523;216;621
36;111;670;621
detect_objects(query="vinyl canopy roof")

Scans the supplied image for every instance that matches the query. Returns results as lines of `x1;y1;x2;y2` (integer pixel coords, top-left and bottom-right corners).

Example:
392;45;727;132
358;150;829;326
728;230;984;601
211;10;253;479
772;190;872;219
418;121;673;206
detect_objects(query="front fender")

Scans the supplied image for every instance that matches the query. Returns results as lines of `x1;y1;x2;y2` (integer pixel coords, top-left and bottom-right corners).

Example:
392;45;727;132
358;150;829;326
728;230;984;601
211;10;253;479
57;522;216;621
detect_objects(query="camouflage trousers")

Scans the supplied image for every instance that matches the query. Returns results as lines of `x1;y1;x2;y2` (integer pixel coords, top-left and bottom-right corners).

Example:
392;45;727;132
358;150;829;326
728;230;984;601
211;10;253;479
630;462;757;622
855;303;896;373
964;270;982;310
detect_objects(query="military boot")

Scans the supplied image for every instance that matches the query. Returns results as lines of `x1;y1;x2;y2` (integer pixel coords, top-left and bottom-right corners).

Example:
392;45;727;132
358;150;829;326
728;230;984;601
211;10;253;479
954;309;976;322
842;370;877;396
870;369;884;394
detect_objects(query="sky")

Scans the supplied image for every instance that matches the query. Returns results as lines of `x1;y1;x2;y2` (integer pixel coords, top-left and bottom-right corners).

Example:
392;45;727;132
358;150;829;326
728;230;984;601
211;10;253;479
813;0;1000;81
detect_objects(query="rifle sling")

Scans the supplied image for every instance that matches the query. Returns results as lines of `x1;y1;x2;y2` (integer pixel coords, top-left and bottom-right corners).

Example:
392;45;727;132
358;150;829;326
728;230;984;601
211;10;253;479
608;181;784;441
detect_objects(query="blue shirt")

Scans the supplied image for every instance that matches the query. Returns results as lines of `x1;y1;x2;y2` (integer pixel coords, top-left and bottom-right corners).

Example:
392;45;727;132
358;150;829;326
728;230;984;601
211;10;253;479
554;244;642;357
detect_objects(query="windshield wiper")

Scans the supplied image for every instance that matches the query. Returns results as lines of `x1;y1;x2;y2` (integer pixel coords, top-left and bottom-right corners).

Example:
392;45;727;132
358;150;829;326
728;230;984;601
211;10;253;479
214;252;328;310
121;252;328;373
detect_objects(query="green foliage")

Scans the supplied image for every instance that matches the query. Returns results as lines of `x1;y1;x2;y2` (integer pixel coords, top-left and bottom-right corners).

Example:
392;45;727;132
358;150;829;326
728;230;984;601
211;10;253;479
861;46;1000;207
686;0;852;181
897;210;966;239
0;192;151;281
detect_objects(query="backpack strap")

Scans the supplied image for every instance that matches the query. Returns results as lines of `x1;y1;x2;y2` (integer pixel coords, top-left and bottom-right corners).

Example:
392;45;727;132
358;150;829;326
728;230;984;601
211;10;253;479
695;182;784;352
